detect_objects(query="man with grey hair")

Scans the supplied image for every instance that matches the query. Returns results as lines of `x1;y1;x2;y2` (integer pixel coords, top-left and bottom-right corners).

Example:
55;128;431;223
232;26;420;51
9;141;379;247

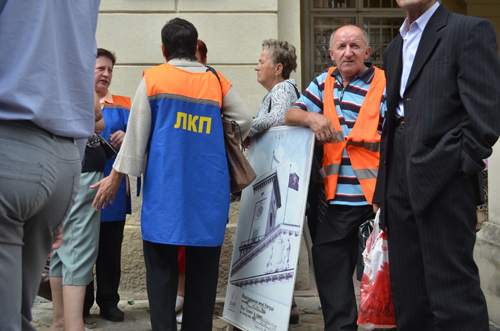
285;24;387;330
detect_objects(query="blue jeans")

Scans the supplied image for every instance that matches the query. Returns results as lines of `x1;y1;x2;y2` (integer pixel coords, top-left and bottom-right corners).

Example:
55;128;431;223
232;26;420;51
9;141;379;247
0;120;81;331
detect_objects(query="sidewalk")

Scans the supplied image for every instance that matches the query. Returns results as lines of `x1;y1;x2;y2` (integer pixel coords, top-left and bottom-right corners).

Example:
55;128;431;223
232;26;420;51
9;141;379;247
31;296;325;331
30;296;500;331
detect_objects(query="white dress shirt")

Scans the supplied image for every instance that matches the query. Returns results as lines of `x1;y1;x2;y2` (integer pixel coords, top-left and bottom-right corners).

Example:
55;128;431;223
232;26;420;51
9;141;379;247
397;1;440;118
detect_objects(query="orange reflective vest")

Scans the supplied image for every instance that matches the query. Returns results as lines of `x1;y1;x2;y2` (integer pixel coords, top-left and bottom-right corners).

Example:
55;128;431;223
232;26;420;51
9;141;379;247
323;66;385;204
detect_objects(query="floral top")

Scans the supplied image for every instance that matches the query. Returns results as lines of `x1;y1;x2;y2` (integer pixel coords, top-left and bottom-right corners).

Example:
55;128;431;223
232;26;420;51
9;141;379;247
248;78;300;137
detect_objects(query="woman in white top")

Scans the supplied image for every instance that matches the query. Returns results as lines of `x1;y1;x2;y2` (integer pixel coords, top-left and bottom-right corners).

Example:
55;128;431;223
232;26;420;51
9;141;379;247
244;39;300;147
244;39;301;324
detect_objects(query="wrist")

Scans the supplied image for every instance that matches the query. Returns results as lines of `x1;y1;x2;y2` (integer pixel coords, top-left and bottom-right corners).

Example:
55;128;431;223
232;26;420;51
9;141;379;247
110;169;125;182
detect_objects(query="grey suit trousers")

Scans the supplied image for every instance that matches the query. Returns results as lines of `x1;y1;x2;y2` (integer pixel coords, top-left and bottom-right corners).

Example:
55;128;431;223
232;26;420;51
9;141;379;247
0;120;81;331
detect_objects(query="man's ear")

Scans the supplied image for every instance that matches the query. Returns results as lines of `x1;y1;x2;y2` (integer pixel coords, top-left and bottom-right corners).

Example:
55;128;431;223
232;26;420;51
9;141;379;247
328;48;335;62
364;46;371;60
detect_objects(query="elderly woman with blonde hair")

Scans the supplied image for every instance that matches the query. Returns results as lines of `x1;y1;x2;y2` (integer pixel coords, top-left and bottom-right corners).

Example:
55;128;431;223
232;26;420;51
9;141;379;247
244;39;300;146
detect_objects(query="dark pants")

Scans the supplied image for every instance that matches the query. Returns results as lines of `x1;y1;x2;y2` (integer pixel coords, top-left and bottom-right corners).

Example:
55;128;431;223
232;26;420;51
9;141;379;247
312;204;375;331
143;240;221;331
385;125;488;331
84;220;125;312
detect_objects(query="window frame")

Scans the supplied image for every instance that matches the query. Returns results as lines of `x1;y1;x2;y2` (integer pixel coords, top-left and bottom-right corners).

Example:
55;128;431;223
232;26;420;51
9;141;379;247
304;0;406;84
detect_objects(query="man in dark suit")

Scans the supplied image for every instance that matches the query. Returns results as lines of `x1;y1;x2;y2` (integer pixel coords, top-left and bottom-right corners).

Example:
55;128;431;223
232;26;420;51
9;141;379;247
373;0;500;330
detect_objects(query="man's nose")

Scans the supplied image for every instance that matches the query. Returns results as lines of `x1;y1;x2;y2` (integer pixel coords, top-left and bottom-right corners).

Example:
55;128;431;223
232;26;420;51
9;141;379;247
345;47;353;56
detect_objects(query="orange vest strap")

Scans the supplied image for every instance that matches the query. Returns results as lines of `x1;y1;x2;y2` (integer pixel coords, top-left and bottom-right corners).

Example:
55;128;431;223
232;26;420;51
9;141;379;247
107;95;131;109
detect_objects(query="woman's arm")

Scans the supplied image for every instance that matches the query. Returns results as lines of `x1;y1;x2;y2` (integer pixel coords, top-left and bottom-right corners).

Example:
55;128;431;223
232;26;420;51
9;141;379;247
220;86;253;142
248;81;298;137
112;77;151;177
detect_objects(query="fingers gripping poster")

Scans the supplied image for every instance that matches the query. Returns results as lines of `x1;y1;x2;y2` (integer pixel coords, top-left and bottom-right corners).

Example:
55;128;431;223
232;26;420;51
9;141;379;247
222;126;315;331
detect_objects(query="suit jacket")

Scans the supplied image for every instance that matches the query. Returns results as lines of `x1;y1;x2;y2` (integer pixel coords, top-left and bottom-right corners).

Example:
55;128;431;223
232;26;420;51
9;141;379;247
373;5;500;221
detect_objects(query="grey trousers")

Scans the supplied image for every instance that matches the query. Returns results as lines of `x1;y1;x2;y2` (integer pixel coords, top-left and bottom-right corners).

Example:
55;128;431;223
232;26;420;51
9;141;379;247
0;120;81;331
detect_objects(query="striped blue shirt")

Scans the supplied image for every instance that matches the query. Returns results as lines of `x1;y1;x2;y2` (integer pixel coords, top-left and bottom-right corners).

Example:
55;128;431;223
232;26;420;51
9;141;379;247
293;63;387;205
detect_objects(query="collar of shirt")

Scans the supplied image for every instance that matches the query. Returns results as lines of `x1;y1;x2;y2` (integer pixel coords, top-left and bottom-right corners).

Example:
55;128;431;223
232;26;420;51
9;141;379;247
100;90;113;109
168;58;204;68
400;1;440;37
332;62;375;85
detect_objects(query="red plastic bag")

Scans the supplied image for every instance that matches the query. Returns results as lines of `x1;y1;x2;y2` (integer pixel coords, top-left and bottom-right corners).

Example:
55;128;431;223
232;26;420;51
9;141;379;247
357;210;396;329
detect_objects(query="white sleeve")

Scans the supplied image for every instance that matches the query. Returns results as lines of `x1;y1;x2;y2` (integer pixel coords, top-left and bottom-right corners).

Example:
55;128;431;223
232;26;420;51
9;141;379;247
112;77;151;177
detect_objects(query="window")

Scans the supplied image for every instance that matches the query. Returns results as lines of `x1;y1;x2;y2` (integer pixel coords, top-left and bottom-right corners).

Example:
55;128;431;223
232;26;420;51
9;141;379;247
304;0;405;83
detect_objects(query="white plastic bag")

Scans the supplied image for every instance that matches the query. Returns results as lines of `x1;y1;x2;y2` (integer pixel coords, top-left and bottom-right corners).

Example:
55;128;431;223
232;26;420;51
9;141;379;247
357;209;396;330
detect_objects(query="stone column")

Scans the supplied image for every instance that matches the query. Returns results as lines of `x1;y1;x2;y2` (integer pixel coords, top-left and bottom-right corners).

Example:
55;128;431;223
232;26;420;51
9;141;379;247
457;0;500;325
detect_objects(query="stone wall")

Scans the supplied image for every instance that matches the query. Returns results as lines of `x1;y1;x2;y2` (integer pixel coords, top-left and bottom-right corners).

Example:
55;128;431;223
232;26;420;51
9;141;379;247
96;0;302;118
476;149;500;326
118;195;310;301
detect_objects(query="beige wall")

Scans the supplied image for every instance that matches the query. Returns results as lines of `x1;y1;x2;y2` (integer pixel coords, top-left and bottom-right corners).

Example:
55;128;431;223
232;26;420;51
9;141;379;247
96;0;303;300
97;0;301;116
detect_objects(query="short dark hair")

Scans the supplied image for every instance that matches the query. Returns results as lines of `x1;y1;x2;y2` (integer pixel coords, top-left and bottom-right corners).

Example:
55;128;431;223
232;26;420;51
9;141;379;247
197;39;208;64
161;18;198;61
97;48;116;66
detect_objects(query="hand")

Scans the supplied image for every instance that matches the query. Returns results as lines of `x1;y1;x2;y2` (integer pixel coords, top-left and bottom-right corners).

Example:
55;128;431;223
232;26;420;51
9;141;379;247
243;136;251;149
49;227;64;257
110;130;125;148
373;203;380;214
91;170;124;210
306;113;338;143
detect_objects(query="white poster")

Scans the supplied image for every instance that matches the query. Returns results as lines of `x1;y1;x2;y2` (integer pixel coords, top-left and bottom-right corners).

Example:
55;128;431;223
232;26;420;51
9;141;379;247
222;126;315;331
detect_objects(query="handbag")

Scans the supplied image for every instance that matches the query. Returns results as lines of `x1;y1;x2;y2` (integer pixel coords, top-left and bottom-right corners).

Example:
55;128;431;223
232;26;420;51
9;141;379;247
357;209;396;330
37;257;52;301
206;66;256;193
98;134;118;159
222;118;257;193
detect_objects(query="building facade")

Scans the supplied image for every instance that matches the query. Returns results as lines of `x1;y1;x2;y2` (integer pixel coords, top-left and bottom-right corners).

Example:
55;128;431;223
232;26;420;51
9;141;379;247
96;0;500;324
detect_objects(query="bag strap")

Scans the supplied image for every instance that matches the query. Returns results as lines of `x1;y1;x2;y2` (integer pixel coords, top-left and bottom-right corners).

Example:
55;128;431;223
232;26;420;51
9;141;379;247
206;66;246;149
267;80;301;113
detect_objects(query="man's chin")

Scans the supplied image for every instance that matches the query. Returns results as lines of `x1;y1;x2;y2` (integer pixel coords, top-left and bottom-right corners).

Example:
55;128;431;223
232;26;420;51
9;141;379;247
339;64;361;74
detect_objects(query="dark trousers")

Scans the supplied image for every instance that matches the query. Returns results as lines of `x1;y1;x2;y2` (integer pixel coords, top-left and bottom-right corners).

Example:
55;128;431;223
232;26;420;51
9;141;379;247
84;220;125;312
385;125;488;331
312;204;375;331
143;240;221;331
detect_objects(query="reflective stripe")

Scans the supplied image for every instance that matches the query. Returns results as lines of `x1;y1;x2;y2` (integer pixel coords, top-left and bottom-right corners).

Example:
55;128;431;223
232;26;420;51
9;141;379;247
148;93;220;107
336;130;345;142
353;168;378;180
346;140;380;153
103;104;130;110
326;163;341;176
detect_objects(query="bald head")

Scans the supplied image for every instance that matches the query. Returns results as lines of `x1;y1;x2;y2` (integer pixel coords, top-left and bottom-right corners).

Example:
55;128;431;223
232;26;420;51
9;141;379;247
329;25;370;50
328;24;371;85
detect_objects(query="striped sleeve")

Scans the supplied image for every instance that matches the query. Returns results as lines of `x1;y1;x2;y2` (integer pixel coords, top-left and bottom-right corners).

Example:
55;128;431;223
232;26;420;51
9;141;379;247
293;71;328;114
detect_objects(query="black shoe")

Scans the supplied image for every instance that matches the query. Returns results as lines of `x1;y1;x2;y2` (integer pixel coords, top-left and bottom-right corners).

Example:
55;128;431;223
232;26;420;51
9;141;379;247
289;304;299;325
100;306;124;322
